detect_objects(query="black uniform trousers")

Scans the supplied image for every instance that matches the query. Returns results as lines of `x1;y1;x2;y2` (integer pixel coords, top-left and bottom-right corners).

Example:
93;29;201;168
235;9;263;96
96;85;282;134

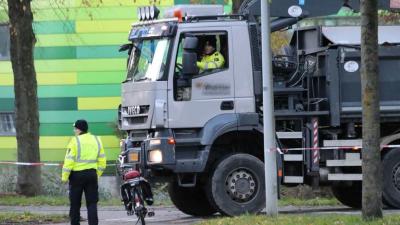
69;169;99;225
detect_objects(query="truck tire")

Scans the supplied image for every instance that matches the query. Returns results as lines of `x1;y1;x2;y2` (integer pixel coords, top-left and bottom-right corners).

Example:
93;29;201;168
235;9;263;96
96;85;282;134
331;182;362;208
207;153;265;216
383;149;400;208
168;181;217;216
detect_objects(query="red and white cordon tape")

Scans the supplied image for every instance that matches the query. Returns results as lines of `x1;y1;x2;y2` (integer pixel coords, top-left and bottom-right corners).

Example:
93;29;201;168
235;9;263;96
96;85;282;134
0;162;62;166
0;162;117;167
3;144;400;166
273;144;400;154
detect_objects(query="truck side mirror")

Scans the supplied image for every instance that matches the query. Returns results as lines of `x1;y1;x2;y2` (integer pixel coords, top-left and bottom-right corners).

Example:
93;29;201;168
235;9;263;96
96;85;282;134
182;52;198;75
182;36;199;76
119;43;133;52
183;36;198;51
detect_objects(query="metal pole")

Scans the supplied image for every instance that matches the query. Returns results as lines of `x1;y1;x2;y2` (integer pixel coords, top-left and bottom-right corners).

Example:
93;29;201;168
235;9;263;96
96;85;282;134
261;0;278;216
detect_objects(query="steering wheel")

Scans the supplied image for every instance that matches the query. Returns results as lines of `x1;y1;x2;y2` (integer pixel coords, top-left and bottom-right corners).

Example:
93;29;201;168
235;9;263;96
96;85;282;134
175;63;183;73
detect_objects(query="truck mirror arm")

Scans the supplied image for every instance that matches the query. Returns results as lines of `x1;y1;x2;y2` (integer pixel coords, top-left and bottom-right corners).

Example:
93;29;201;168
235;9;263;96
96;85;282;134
271;17;303;32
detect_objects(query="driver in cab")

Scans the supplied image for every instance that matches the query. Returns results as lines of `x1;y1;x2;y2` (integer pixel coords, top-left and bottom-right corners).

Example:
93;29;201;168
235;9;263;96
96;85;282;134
197;36;225;72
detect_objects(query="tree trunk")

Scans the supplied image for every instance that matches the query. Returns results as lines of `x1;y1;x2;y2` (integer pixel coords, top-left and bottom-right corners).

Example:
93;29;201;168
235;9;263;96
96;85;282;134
232;0;245;13
7;0;41;196
360;0;382;220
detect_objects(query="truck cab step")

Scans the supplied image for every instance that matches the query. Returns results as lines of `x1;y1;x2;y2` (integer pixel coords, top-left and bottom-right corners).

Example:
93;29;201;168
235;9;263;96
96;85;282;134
326;159;361;167
283;176;304;183
283;154;303;161
326;153;361;167
328;173;362;181
276;132;302;139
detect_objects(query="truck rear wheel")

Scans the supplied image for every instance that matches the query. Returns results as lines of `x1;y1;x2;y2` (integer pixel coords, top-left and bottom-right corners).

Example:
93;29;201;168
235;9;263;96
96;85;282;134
383;149;400;208
207;153;265;216
331;182;362;208
168;181;217;216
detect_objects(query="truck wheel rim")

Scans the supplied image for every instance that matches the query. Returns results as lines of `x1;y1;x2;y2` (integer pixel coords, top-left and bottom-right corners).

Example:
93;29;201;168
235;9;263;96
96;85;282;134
225;168;257;203
393;162;400;191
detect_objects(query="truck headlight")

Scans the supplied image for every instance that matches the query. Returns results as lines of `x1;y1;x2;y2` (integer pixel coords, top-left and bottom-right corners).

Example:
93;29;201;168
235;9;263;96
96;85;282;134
148;149;162;163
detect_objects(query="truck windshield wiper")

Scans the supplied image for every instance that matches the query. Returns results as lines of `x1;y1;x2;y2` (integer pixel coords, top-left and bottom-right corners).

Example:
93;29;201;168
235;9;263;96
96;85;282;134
134;77;152;82
122;77;133;83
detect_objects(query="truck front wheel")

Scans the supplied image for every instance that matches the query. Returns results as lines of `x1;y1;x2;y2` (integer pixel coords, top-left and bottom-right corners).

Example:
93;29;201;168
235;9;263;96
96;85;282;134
383;149;400;208
207;153;265;216
168;180;217;216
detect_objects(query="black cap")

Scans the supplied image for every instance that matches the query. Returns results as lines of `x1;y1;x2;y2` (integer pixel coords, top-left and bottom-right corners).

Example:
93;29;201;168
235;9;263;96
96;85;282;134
73;119;88;133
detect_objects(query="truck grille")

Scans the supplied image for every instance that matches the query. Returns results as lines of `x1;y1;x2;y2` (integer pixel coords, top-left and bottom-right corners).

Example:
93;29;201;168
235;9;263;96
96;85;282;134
120;105;150;126
123;105;150;115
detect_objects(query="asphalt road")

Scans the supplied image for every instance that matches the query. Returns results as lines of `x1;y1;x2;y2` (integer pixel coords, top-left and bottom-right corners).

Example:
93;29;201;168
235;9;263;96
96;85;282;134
1;205;400;225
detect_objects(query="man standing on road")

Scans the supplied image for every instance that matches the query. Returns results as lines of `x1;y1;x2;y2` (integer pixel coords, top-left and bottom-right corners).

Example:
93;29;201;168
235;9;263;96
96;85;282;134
337;0;359;16
62;119;107;225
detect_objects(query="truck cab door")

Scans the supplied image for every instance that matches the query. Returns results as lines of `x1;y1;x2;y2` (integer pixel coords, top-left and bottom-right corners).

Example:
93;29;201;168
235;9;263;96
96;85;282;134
167;27;234;128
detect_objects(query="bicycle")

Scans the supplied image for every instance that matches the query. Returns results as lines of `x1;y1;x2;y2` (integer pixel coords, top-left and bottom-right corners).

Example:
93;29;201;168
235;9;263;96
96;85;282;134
118;154;154;225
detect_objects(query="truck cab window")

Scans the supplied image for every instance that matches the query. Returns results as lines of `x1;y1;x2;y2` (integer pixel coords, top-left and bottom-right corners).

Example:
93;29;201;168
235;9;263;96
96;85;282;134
174;32;229;101
196;34;228;74
175;32;229;76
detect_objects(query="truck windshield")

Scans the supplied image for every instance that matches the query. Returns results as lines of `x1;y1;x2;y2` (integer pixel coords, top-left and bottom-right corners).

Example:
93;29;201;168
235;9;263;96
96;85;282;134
126;38;170;82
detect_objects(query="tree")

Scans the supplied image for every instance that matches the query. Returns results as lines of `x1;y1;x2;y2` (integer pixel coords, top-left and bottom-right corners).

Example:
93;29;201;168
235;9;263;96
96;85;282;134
7;0;41;196
360;0;382;220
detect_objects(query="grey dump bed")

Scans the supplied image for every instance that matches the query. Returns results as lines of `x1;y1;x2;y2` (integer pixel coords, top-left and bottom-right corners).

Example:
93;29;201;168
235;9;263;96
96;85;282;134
327;26;400;123
338;46;400;115
292;25;400;125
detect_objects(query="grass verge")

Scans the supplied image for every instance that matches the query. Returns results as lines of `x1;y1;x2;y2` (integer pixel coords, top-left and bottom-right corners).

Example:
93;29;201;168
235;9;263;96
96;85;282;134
0;195;334;207
0;195;172;207
0;195;121;206
198;214;400;225
0;212;68;225
279;197;340;207
0;195;69;206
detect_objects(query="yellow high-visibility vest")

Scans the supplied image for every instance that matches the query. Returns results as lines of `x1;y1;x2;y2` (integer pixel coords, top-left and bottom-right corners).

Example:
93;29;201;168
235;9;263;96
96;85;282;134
62;133;106;182
197;51;225;71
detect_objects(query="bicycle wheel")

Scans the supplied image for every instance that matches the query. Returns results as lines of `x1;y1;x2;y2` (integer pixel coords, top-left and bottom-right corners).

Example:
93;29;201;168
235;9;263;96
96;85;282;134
133;187;146;225
139;213;145;225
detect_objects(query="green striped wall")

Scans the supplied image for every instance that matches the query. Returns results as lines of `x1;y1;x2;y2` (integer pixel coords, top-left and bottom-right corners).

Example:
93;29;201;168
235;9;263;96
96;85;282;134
0;85;121;97
0;0;232;163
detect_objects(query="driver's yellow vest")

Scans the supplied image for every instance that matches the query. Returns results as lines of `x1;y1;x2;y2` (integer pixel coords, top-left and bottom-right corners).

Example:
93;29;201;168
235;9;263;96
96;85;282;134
62;133;106;182
197;51;225;71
